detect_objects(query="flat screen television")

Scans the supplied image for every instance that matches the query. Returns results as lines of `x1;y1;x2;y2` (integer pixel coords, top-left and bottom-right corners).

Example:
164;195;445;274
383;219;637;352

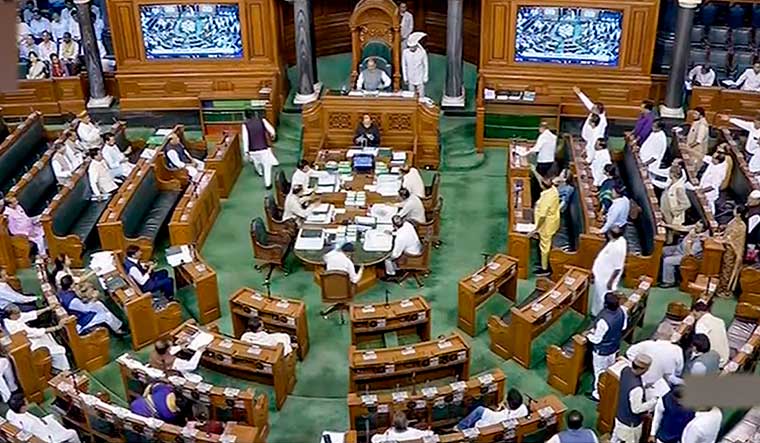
514;6;623;67
140;4;243;60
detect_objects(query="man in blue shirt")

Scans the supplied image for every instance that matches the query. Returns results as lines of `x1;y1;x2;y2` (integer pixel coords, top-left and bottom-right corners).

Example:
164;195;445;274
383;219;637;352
600;185;630;234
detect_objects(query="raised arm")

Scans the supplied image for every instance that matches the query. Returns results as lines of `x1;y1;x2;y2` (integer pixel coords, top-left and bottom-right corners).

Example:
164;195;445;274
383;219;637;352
573;86;594;112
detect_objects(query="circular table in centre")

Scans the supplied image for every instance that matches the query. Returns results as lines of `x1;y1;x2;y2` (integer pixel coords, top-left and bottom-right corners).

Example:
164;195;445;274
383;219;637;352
294;238;391;293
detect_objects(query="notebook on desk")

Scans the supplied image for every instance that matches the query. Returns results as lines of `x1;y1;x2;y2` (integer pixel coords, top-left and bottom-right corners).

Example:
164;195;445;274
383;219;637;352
295;229;326;250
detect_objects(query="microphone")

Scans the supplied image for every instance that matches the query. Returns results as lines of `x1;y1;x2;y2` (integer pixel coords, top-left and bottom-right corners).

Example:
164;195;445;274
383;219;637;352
481;252;491;268
384;289;390;308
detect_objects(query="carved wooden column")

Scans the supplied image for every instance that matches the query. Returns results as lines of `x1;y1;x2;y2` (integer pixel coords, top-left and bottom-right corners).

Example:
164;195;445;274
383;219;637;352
290;0;320;104
661;0;701;118
443;0;465;107
75;0;112;108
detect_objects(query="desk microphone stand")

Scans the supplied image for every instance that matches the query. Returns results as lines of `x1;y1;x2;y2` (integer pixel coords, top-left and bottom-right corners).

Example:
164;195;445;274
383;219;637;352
385;289;390;308
263;279;272;299
481;252;491;268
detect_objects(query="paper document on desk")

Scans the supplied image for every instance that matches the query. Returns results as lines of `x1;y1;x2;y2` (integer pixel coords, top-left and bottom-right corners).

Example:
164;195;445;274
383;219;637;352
140;148;157;160
376;182;401;197
188;331;214;351
310;203;332;214
155;128;173;136
295;229;325;250
166;245;193;267
320;432;345;443
514;223;536;233
306;211;332;224
370;204;398;224
363;230;393;252
90;251;116;275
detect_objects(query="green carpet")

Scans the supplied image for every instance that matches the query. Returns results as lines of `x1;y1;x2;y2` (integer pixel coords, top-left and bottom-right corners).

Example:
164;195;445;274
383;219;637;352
14;93;747;443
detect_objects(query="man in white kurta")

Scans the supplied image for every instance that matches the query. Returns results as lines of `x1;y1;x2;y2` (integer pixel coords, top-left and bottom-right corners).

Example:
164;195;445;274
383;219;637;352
402;33;428;98
693;301;730;368
371;412;433;443
686;64;716;89
7;394;80;443
240;317;293;356
583;114;606;164
697;153;728;214
590;139;612;186
385;216;422;276
575;86;608;140
399;2;414;44
87;149;118;198
681;407;722;443
397;188;426;223
591;227;627;314
526;123;557;174
639;121;669;183
732;63;760;92
51;143;76;185
102;134;134;179
324;243;363;284
282;185;314;224
76;113;102;150
3;305;70;372
291;161;313;190
401;166;425;198
626;339;684;392
721;114;760;156
0;358;19;402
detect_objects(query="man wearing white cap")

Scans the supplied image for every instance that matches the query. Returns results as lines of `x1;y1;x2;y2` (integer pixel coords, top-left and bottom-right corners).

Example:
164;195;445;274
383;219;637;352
611;354;657;443
402;32;428;99
76;112;102;150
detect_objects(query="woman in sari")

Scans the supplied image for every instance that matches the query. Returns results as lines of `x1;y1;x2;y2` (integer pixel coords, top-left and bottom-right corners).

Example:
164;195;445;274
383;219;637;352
716;205;746;298
25;52;48;80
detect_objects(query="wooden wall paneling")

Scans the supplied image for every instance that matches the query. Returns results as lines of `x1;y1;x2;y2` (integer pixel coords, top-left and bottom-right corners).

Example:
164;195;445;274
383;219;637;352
0;81;60;117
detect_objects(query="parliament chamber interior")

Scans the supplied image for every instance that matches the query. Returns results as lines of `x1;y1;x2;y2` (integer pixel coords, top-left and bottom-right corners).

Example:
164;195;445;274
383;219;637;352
3;0;760;442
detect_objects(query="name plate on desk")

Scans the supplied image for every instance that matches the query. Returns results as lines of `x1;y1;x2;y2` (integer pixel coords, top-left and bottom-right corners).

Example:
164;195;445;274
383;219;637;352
629;293;641;303
220;435;237;443
741;343;754;355
437;340;452;350
399;299;414;309
564;277;576;287
422;435;440;443
724;361;739;373
247;345;262;355
218;339;234;349
478;373;495;385
531;302;544;312
422;387;438;398
275;300;290;309
392;391;408;403
362;351;377;361
401;346;416;356
449;381;466;392
548;290;561;300
250;293;264;301
362;305;376;313
361;394;378;405
488;262;501;271
384;364;395;373
223;387;240;398
471;274;484;283
462;428;480;439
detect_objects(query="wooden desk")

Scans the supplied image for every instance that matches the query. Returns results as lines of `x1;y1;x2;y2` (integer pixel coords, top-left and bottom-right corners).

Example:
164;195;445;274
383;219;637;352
229;287;310;360
301;92;440;169
457;254;518;336
348;332;470;392
168;170;221;249
204;132;242;198
546;276;653;395
173;254;221;325
690;87;760;123
506;143;534;279
349;295;431;346
0;331;48;404
105;252;184;350
489;266;590;368
393;395;567;443
35;263;110;372
0;421;46;442
48;371;259;443
347;369;505;437
172;321;297;410
116;353;268;442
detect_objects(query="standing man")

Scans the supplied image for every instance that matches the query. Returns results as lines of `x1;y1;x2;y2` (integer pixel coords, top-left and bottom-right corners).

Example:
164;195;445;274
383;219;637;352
531;176;561;276
590;227;627;316
546;410;598;443
574;86;608;143
683;333;721;376
399;2;414;47
719;113;760;157
241;110;279;189
693;301;729;368
685;108;710;167
632;100;656;144
402;32;429;98
698;152;729;215
525;121;557;176
649;385;695;443
681;406;722;443
599;185;630;234
611;354;657;443
638;120;669;182
587;292;627;402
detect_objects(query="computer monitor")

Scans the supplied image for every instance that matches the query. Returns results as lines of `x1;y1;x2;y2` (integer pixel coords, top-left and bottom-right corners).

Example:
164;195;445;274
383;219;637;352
352;154;375;173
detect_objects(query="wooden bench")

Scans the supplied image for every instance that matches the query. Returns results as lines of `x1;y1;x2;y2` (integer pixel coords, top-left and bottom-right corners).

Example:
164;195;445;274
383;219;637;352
172;320;297;410
457;254;518;336
205;132;243;198
101;251;184;350
348;332;470;392
347;369;505;438
349;295;431;346
489;266;590;368
229;287;309;360
34;262;110;372
546;276;652;395
98;161;184;258
0;112;52;193
116;352;268;442
0;330;49;404
172;251;220;325
48;371;260;443
168;170;220;248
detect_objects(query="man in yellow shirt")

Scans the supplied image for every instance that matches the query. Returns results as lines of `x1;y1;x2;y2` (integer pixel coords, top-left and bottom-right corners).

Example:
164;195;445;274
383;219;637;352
531;176;561;276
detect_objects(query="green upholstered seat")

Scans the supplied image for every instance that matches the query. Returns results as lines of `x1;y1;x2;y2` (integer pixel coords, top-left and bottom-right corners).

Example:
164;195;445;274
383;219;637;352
0;119;47;193
51;171;109;243
121;168;181;242
17;162;58;217
135;191;182;240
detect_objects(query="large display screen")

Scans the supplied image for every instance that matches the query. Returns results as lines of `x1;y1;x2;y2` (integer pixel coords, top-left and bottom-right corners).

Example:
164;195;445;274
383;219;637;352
514;7;623;67
140;4;243;60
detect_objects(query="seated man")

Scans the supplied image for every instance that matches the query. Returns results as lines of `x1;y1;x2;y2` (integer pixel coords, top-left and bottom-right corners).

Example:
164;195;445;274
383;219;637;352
290;160;313;190
240;317;294;356
725;62;760;92
660;221;707;288
283;184;316;224
324;242;363;285
400;165;425;198
3;304;70;372
397;187;425;224
57;32;80;73
356;58;391;92
456;388;529;430
6;393;80;443
76;111;103;150
693;301;729;367
384;215;422;278
353;114;381;147
87;148;119;199
123;245;175;300
371;411;434;443
148;339;204;373
686;64;716;89
1;196;46;258
164;133;204;179
57;275;126;336
684;333;721;376
51;141;83;185
101;132;134;180
0;268;38;312
130;383;182;424
599;185;630;234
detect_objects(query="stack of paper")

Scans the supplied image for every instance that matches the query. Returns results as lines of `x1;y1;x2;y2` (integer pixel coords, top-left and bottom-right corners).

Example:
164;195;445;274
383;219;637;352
295;229;325;250
370;204;398;224
188;331;214;351
166;245;193;267
90;251;116;275
363;230;393;252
